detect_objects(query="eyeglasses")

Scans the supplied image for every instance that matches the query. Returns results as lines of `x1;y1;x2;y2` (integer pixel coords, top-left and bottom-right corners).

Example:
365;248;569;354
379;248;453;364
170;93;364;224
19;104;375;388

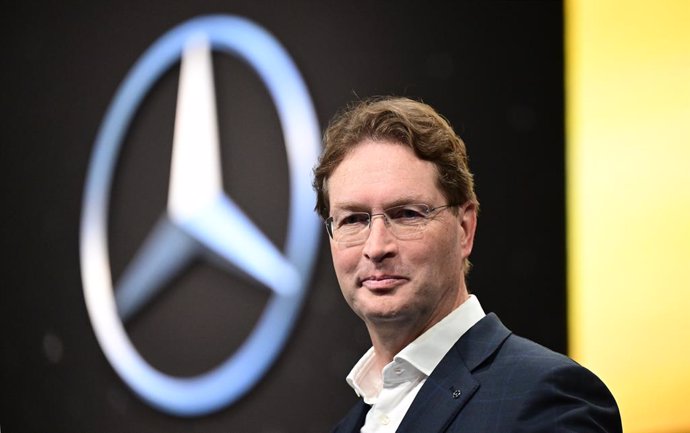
325;203;456;247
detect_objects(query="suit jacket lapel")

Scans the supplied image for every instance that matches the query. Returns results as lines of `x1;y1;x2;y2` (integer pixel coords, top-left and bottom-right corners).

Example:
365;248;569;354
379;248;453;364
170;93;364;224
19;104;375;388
396;313;511;433
396;358;478;433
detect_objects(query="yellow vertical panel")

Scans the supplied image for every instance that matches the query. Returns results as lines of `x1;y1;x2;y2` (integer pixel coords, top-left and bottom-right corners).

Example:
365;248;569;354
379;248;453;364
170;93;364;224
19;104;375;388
566;1;690;432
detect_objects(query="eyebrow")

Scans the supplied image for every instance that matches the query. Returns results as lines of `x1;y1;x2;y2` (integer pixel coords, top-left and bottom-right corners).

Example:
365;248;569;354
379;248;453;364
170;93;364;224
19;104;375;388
331;196;429;213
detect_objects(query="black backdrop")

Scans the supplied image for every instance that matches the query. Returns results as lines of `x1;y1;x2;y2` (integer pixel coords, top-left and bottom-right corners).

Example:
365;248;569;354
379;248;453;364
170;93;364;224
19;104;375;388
2;1;564;432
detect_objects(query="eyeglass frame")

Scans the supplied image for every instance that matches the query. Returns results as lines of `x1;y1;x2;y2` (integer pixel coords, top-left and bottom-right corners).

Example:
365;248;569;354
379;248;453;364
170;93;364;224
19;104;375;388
324;203;458;246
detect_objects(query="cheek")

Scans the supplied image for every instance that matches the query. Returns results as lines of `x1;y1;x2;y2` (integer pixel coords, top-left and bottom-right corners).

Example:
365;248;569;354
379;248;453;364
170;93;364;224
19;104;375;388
418;226;462;275
330;244;359;281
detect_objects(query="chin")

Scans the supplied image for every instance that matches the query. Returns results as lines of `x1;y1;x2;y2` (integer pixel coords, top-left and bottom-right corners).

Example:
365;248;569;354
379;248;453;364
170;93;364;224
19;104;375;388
361;307;408;324
352;295;411;322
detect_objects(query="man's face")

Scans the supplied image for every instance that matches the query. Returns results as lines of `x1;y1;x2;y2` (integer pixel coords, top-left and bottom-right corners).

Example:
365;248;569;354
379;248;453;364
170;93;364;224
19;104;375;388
326;139;476;335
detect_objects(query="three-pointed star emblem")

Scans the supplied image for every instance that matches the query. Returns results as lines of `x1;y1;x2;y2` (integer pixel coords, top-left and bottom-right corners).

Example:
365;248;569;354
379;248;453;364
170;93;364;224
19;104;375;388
80;15;321;416
116;36;301;321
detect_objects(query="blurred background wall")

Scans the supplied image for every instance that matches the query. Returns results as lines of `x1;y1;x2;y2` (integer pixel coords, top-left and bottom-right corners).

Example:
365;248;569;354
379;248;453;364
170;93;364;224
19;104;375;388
566;1;690;432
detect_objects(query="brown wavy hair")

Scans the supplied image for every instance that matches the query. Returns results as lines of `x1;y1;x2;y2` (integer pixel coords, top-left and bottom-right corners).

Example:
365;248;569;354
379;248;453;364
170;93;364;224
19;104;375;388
313;96;478;220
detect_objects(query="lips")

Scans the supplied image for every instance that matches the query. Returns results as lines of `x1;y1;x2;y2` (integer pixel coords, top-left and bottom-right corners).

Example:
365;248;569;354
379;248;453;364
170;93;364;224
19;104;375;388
359;274;408;291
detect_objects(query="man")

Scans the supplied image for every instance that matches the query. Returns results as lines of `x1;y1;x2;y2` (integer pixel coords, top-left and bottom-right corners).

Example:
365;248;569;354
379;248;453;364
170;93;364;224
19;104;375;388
312;96;621;432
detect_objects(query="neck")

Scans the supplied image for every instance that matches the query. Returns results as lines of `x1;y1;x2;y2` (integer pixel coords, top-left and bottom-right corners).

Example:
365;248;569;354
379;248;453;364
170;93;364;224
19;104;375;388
366;322;414;367
365;288;469;369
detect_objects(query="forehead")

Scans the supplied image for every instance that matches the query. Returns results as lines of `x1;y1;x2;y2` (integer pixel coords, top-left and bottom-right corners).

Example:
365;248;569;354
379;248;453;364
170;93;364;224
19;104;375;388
327;139;443;209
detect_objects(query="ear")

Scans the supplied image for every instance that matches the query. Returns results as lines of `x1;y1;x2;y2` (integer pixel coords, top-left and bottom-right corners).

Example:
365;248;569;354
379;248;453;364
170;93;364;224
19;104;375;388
459;202;478;258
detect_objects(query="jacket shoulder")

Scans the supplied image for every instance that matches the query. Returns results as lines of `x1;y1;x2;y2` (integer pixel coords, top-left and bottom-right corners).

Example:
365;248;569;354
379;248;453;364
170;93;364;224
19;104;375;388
447;314;622;432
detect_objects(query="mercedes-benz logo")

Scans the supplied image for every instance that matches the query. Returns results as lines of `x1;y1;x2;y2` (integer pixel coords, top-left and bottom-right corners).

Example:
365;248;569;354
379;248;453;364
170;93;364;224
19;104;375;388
79;15;321;416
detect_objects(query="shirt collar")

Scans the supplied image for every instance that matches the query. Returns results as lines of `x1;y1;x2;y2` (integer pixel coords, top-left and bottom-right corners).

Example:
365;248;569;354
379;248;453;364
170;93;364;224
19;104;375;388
346;295;486;399
397;294;485;376
346;346;378;401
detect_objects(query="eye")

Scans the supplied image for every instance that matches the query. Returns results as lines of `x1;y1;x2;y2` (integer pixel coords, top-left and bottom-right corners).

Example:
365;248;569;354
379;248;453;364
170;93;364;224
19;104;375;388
337;212;370;228
387;205;428;222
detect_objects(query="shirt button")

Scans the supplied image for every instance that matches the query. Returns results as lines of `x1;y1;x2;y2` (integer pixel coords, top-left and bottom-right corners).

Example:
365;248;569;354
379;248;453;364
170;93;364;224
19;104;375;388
380;415;390;425
394;367;404;375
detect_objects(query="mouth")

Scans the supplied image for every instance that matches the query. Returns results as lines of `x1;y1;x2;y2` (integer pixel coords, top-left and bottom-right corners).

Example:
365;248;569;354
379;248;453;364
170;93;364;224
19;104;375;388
359;274;408;291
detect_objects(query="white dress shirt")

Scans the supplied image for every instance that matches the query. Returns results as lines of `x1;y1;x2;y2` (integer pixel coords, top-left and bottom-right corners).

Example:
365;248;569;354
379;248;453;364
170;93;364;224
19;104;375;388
346;295;486;433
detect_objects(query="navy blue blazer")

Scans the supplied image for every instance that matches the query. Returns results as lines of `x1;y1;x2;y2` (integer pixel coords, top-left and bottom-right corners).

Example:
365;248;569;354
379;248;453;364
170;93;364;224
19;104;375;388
332;313;622;433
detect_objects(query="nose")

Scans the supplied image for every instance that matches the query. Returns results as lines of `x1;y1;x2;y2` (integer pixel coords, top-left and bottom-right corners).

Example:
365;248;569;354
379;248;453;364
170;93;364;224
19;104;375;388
362;214;397;262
